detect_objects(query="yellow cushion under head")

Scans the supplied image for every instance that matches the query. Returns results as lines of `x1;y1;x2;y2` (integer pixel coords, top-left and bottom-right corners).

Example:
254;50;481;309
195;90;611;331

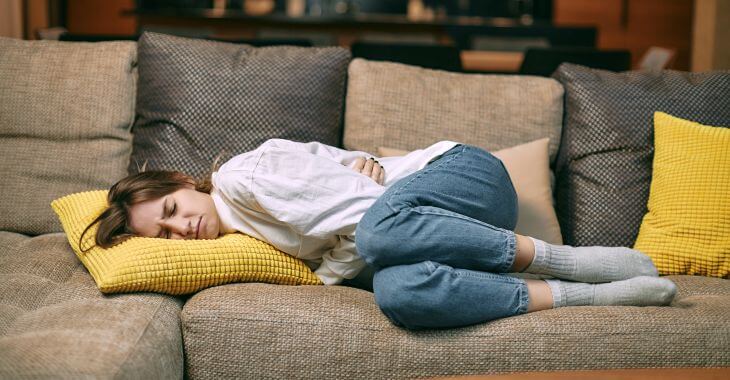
634;112;729;278
51;190;322;295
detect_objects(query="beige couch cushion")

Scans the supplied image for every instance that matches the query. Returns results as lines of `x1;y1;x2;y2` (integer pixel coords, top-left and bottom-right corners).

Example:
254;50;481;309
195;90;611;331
0;38;136;235
344;58;564;163
181;276;730;378
0;232;183;379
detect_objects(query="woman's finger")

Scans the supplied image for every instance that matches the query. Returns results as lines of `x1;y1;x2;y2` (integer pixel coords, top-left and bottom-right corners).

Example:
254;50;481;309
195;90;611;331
362;157;375;175
378;166;385;185
370;162;381;182
353;157;366;171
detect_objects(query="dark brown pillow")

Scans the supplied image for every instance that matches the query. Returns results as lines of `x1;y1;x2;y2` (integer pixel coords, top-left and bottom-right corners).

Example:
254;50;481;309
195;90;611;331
129;32;351;179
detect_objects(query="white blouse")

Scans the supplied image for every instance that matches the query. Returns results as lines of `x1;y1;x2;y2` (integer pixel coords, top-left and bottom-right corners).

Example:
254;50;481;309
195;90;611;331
210;138;460;285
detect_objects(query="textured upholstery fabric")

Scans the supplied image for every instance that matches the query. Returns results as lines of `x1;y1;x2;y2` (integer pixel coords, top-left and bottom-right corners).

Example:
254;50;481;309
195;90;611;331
4;40;729;379
344;58;564;163
0;232;184;379
181;276;730;379
51;190;321;295
129;32;351;179
553;64;730;247
634;113;729;278
0;38;136;235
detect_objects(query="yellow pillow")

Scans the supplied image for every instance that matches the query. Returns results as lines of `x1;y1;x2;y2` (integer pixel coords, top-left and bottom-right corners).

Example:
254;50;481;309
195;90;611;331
51;190;322;295
634;112;729;278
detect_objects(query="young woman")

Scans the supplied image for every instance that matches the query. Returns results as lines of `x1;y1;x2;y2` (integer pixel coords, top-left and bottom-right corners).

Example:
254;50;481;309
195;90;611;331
84;138;677;330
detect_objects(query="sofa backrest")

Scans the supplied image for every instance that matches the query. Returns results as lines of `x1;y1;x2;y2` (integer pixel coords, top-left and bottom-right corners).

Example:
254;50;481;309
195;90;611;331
0;37;564;236
343;58;564;164
0;38;137;235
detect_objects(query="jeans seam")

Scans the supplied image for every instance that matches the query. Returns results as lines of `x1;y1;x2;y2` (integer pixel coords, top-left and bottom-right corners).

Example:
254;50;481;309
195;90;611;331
517;280;530;314
385;144;465;213
449;268;524;284
500;232;517;273
405;206;508;234
428;260;522;283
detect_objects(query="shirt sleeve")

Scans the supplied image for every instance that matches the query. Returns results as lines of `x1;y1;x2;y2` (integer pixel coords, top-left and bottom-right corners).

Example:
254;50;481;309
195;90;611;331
261;138;373;169
251;144;385;284
314;235;368;285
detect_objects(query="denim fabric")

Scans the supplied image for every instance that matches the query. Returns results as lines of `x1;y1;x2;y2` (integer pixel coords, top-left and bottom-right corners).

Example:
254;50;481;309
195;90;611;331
355;144;529;329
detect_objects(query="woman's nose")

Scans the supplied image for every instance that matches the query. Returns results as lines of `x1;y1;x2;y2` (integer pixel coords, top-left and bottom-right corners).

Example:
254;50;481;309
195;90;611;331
160;218;192;239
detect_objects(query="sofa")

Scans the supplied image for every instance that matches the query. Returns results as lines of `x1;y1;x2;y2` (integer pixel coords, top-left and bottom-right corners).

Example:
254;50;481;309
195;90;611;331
1;33;728;379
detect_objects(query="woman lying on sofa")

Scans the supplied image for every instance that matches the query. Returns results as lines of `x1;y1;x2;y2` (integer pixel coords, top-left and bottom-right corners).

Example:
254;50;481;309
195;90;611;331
81;139;677;330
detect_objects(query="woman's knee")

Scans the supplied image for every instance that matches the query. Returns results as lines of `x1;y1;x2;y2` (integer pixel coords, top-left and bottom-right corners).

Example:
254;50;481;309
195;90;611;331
355;209;398;268
372;262;436;330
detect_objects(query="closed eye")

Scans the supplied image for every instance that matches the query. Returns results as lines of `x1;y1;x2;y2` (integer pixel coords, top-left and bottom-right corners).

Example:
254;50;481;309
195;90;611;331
158;199;176;239
164;203;177;239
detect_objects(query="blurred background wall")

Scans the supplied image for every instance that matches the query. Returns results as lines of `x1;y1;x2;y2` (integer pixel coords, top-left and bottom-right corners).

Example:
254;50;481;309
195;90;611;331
0;0;24;39
2;0;728;71
692;0;730;71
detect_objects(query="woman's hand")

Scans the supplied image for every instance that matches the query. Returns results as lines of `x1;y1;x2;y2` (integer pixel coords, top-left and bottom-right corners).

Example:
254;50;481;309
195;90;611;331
352;157;385;185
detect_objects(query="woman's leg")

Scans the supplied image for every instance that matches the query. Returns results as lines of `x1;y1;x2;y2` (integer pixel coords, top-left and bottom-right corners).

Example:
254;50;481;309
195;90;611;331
373;261;527;329
372;261;676;330
372;261;553;330
356;144;521;273
356;144;659;282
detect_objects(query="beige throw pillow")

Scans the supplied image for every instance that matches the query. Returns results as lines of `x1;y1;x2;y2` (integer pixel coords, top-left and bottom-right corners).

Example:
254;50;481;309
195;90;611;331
377;139;562;244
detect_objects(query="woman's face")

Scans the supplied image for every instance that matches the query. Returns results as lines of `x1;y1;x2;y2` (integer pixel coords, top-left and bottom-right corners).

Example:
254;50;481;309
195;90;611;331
127;185;221;240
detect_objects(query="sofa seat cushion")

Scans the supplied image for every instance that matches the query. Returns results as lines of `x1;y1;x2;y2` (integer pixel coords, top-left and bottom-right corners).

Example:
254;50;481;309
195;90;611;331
181;276;729;379
0;232;184;379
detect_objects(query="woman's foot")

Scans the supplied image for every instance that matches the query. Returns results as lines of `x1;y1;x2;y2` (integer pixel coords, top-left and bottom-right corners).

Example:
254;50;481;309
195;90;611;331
524;237;659;283
545;276;677;307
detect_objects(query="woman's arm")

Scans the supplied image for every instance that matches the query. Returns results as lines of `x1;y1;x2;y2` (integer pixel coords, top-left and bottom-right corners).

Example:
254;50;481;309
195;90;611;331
262;138;385;185
261;138;364;165
314;235;367;285
248;146;386;284
251;146;386;239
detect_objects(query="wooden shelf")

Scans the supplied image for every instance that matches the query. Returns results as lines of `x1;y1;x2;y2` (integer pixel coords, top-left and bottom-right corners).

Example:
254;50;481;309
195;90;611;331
461;51;524;73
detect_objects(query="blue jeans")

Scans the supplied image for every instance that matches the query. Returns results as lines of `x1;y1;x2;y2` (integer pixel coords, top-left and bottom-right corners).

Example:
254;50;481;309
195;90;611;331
355;144;528;330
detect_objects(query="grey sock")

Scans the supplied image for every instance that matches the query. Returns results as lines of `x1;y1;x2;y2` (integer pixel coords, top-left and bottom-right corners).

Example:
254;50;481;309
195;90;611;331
545;277;677;308
525;237;659;283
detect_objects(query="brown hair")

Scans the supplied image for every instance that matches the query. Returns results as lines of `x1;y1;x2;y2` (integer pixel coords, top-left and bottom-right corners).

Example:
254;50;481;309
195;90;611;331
79;171;214;252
